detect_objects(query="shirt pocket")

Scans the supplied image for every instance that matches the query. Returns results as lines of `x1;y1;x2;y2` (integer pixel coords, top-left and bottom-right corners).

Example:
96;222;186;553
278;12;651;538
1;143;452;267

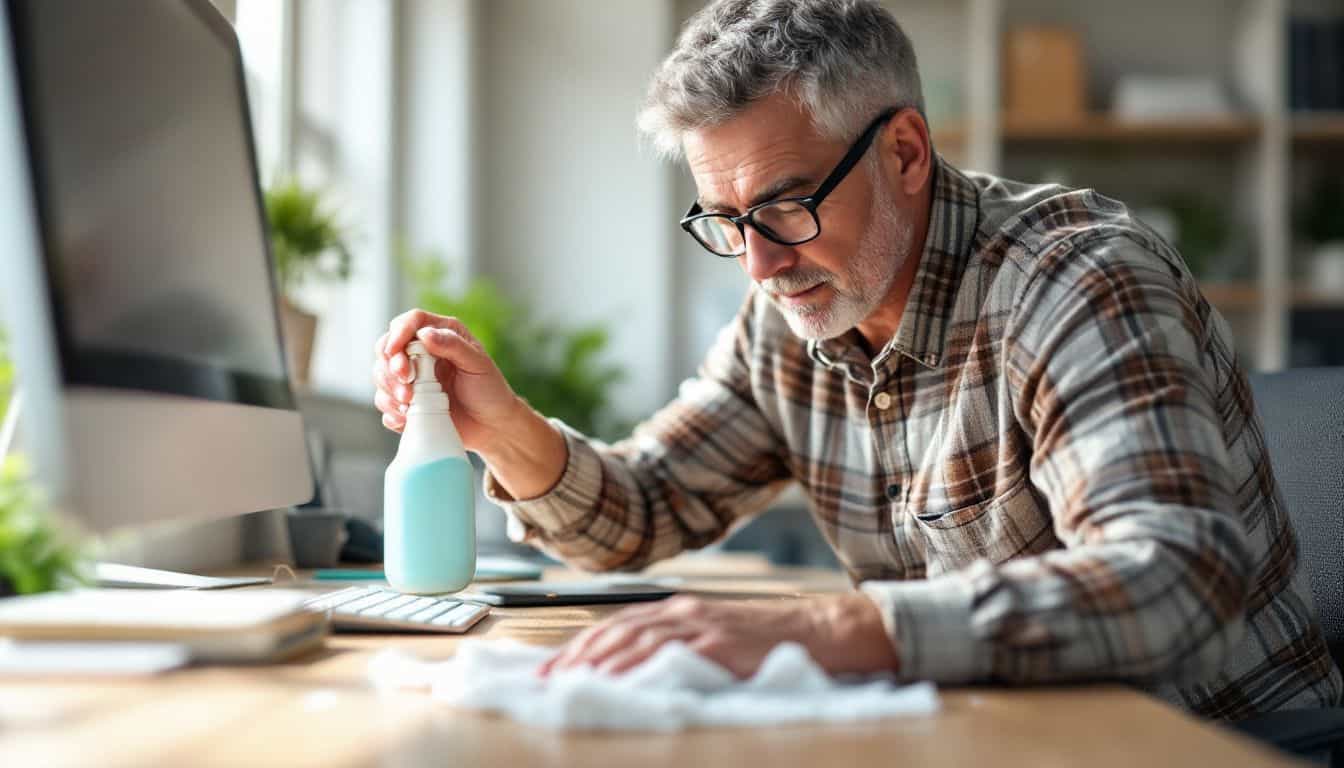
910;475;1056;577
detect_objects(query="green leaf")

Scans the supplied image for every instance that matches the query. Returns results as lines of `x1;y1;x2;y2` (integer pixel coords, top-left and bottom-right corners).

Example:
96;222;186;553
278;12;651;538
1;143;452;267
0;454;88;595
401;250;628;440
264;180;354;295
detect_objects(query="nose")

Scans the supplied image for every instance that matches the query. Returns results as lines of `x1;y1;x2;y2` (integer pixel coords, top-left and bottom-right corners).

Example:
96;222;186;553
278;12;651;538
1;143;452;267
740;226;798;283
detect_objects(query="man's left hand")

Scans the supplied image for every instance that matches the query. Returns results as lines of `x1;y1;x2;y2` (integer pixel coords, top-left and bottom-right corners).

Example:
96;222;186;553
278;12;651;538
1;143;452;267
539;592;899;679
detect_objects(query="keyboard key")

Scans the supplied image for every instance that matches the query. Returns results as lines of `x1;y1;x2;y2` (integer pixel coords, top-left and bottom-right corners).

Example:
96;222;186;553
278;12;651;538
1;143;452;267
431;603;482;627
305;586;365;611
306;587;489;633
385;597;438;620
340;591;400;614
359;594;420;618
407;602;458;623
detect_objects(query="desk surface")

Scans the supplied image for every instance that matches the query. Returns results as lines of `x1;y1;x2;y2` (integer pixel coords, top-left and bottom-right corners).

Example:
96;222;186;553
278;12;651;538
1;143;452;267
0;554;1300;768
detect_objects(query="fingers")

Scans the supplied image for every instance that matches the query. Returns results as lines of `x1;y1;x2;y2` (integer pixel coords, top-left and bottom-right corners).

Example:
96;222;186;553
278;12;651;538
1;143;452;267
382;310;470;359
371;357;411;435
372;356;412;404
374;390;406;431
413;327;492;376
375;310;485;435
374;388;405;419
538;622;608;676
541;605;690;676
381;311;477;383
597;629;693;675
382;309;430;362
373;331;413;388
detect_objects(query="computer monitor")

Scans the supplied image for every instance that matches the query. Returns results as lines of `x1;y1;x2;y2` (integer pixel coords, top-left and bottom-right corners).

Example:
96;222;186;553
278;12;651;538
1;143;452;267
0;0;313;533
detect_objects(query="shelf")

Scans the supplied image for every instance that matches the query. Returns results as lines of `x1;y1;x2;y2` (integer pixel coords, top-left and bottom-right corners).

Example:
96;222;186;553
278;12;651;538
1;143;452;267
1291;286;1344;309
1202;282;1261;310
1003;115;1262;143
933;115;1262;146
1291;114;1344;143
1200;282;1344;312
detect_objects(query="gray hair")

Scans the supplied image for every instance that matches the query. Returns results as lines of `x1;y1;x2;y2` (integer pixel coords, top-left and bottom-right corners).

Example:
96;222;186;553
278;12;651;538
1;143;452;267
637;0;924;160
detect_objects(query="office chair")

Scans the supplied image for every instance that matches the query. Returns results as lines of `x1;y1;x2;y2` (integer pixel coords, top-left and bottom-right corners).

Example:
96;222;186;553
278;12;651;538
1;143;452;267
1231;368;1344;765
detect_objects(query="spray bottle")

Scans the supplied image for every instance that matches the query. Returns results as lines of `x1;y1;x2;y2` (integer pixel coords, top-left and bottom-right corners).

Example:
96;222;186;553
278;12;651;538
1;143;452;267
383;340;476;593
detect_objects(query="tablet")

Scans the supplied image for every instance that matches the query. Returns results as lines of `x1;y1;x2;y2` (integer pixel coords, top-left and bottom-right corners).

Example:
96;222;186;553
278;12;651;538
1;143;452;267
461;580;678;607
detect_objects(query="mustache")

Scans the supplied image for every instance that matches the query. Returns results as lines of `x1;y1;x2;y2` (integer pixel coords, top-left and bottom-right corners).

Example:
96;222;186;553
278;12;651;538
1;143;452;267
760;268;833;296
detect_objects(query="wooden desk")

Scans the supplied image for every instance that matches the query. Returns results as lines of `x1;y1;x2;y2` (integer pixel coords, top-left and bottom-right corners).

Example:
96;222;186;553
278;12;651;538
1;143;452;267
0;555;1301;767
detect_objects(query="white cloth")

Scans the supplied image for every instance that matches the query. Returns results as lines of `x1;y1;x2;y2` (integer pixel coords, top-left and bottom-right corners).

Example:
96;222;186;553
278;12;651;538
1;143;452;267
368;638;939;731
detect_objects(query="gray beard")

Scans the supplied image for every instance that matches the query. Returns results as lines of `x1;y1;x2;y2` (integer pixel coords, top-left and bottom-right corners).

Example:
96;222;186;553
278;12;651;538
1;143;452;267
765;178;912;341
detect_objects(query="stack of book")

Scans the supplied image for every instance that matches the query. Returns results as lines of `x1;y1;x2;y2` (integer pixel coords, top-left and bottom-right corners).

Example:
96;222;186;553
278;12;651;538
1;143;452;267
0;588;327;665
1289;18;1344;112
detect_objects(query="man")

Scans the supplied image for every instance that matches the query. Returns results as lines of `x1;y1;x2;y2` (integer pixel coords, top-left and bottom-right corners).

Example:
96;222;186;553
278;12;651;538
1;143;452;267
373;0;1341;717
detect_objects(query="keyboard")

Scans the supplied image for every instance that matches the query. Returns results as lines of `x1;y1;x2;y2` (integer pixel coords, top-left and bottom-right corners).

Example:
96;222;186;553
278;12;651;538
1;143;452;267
303;586;489;633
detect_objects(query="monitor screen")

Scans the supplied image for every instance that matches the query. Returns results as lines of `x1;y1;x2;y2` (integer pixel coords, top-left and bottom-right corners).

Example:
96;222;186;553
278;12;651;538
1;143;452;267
8;0;292;409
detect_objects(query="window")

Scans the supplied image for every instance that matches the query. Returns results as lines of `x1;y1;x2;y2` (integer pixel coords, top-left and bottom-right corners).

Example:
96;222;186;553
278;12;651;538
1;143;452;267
235;0;291;186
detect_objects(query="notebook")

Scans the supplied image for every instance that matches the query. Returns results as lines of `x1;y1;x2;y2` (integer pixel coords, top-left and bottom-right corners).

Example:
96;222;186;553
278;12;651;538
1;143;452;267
0;588;327;663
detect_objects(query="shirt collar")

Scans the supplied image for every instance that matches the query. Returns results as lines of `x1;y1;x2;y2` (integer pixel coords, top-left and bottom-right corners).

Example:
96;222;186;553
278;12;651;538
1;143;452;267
808;155;980;374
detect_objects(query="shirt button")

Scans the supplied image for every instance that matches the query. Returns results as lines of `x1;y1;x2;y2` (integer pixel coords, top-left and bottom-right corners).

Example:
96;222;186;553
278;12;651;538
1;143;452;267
886;483;902;500
874;392;892;410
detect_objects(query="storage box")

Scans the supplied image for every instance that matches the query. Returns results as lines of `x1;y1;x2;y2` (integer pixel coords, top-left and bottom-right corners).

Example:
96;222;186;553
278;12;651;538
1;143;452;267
1003;26;1087;121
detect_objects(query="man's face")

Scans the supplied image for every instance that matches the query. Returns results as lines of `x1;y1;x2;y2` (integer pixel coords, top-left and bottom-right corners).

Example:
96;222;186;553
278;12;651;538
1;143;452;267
684;96;915;340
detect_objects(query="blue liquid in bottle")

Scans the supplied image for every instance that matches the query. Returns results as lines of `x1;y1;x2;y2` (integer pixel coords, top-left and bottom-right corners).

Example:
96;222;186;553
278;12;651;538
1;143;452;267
385;456;476;593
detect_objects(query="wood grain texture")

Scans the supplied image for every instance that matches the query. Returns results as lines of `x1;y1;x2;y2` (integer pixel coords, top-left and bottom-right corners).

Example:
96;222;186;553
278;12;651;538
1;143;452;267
0;555;1301;768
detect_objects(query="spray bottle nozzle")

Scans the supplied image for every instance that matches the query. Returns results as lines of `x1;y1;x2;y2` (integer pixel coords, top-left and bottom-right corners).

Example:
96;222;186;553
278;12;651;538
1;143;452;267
404;340;450;412
406;340;438;384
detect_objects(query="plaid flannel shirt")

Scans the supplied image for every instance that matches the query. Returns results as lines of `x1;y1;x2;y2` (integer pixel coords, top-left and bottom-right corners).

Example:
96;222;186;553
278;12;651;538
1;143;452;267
485;157;1342;717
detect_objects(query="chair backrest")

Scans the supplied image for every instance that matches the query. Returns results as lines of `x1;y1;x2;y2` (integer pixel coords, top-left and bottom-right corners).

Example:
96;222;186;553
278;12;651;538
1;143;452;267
1248;368;1344;668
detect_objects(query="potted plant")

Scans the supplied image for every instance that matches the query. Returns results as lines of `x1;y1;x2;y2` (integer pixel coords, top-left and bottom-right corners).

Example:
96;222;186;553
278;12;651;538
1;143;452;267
0;333;86;597
264;180;353;387
0;456;87;597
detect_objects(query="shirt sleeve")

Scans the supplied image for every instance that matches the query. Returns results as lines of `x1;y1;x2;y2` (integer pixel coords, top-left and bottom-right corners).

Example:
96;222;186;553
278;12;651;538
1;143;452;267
861;234;1253;685
481;289;794;572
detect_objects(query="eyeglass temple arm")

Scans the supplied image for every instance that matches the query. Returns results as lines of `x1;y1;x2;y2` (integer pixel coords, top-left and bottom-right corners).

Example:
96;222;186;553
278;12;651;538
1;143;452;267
680;107;901;223
809;108;900;203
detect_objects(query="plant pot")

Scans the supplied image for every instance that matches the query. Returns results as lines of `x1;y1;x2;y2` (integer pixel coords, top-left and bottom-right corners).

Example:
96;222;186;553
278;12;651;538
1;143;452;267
279;297;318;388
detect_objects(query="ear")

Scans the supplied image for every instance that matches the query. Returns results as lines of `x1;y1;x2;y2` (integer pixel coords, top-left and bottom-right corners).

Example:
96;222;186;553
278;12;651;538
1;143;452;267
875;107;933;197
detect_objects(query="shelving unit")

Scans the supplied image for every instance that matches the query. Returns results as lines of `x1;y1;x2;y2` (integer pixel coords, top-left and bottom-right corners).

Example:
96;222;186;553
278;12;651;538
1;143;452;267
939;115;1263;145
900;0;1344;370
1291;113;1344;142
1202;281;1344;310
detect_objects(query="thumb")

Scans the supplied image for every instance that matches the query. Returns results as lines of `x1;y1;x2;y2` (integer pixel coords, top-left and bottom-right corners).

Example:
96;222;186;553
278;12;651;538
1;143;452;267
415;327;492;375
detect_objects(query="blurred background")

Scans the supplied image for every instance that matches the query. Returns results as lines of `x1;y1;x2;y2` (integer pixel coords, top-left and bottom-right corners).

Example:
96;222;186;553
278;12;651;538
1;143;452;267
6;0;1343;572
228;0;1344;568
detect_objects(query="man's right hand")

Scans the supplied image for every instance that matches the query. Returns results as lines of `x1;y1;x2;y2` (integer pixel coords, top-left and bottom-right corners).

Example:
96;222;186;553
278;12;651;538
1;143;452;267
372;309;567;500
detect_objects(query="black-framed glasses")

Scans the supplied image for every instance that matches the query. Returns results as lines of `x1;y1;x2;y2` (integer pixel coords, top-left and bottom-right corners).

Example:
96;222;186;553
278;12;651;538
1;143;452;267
680;108;899;258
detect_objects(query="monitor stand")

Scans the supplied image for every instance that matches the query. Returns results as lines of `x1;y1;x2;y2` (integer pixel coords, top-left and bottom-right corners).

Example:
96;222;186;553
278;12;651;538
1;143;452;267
94;562;272;590
4;395;272;590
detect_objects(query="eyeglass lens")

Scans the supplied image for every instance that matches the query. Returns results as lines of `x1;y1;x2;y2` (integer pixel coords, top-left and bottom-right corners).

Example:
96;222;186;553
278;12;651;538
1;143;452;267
688;199;819;256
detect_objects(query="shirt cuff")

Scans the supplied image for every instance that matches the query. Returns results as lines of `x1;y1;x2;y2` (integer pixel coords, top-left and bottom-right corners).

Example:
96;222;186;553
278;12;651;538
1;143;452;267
860;570;992;684
482;419;604;542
